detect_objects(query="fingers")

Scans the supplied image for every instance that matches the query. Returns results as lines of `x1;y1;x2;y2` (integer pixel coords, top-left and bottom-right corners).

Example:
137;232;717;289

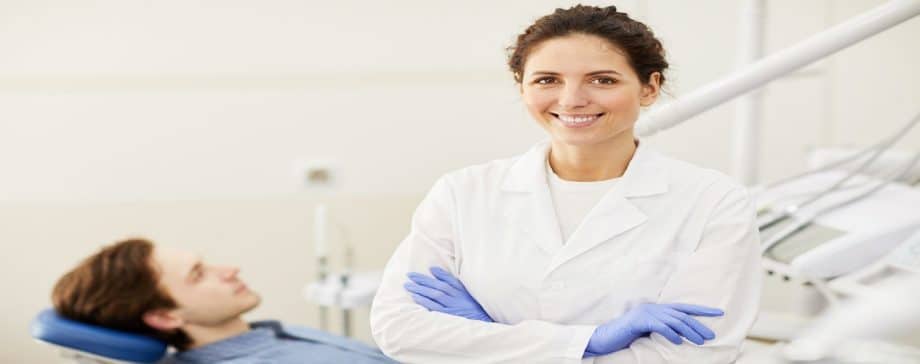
665;303;724;317
404;282;451;306
407;272;457;297
648;321;683;345
408;292;446;312
650;310;704;345
429;267;466;292
667;310;716;341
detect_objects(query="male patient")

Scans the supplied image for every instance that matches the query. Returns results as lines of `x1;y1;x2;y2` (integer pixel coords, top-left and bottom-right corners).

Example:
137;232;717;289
52;238;396;364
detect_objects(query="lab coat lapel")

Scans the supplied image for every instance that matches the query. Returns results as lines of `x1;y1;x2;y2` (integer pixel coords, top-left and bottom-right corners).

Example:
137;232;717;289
547;144;669;273
501;141;565;255
529;179;565;255
547;191;646;273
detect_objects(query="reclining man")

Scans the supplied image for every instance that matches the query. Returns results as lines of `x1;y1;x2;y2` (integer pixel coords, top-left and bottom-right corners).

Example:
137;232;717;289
52;238;396;364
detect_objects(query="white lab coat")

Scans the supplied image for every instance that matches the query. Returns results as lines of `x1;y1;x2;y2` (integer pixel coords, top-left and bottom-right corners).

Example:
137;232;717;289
371;140;762;364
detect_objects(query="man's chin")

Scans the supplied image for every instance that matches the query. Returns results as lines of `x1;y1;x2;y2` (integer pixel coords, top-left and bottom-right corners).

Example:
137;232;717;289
241;292;262;313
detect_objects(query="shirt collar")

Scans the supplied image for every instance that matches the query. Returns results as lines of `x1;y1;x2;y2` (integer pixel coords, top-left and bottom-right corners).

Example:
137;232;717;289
169;321;282;363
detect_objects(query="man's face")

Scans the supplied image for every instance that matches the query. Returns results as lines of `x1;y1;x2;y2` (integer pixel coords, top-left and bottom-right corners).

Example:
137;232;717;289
151;246;261;327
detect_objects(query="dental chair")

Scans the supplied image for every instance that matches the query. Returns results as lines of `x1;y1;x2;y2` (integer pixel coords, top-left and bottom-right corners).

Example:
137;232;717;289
30;308;167;363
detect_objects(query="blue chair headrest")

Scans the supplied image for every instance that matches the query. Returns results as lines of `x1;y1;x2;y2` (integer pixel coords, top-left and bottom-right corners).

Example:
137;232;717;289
31;308;167;363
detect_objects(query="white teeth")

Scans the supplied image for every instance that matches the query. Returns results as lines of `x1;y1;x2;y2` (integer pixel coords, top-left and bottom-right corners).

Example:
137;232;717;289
556;114;599;124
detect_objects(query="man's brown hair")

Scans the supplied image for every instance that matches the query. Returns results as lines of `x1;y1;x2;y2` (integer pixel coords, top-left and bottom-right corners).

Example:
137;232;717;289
52;238;192;349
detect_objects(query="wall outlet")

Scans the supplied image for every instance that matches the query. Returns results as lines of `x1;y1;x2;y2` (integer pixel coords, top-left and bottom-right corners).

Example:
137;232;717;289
295;160;339;189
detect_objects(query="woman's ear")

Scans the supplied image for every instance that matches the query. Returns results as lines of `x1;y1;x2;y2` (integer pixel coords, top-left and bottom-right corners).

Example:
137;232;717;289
142;309;184;331
640;72;661;106
516;73;524;94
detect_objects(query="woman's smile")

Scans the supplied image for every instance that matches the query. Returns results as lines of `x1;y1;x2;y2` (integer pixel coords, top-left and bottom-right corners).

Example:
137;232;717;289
550;112;605;128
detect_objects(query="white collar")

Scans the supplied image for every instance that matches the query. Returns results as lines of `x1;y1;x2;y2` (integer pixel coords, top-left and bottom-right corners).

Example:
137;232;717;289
501;139;669;198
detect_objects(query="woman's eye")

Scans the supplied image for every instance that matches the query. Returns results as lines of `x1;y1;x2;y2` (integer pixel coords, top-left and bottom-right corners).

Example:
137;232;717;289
534;77;557;85
592;77;616;85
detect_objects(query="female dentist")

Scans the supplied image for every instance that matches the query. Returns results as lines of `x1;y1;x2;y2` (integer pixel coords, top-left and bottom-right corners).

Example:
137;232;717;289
370;5;761;364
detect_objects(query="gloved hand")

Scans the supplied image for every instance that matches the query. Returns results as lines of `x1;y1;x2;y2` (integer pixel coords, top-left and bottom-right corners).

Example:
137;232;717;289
584;303;723;357
404;267;494;323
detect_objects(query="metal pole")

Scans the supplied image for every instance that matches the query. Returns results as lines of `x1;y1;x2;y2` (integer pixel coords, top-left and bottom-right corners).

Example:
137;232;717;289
637;0;920;137
733;0;766;185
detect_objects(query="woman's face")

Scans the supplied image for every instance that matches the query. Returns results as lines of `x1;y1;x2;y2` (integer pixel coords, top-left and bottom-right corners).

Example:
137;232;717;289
520;33;659;149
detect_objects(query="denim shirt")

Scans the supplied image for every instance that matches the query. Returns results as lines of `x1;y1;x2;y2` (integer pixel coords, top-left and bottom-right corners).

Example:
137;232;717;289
160;321;398;364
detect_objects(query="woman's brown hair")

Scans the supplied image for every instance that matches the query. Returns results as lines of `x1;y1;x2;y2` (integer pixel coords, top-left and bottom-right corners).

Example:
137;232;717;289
507;4;668;86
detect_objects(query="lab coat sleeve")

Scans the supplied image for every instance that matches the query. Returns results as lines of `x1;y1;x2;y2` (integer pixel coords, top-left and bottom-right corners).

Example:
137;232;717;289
370;176;597;364
595;184;763;364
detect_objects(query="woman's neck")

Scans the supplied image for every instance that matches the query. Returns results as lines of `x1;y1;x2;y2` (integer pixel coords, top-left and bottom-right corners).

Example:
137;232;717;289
549;134;637;182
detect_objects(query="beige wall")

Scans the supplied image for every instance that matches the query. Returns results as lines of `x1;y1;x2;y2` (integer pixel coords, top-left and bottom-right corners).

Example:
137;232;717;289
1;0;918;362
1;0;914;202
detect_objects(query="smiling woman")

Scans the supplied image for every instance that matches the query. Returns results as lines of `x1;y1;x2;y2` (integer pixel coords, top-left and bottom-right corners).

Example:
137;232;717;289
520;33;660;181
370;4;762;364
509;5;668;182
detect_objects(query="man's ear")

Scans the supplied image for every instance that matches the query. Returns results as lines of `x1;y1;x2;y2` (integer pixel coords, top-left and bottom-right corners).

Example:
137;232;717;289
142;309;184;331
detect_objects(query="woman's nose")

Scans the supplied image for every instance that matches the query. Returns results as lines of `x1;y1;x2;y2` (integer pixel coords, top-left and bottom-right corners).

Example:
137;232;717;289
557;85;590;109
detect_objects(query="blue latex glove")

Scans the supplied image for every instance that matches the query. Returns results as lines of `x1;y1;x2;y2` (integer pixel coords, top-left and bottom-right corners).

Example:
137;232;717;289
404;267;494;323
584;303;723;357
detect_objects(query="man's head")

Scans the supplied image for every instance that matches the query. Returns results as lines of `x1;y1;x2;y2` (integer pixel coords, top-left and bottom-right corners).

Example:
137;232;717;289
52;238;261;349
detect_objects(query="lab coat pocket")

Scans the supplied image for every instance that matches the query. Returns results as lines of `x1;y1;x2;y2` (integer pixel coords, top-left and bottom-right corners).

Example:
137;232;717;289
623;254;681;301
585;254;683;319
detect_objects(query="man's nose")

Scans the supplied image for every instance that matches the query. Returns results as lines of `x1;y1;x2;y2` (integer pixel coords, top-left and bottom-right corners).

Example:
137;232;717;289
219;266;240;280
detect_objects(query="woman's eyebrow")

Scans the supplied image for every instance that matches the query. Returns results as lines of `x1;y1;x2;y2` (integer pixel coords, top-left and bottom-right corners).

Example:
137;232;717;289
586;70;622;76
529;70;623;76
